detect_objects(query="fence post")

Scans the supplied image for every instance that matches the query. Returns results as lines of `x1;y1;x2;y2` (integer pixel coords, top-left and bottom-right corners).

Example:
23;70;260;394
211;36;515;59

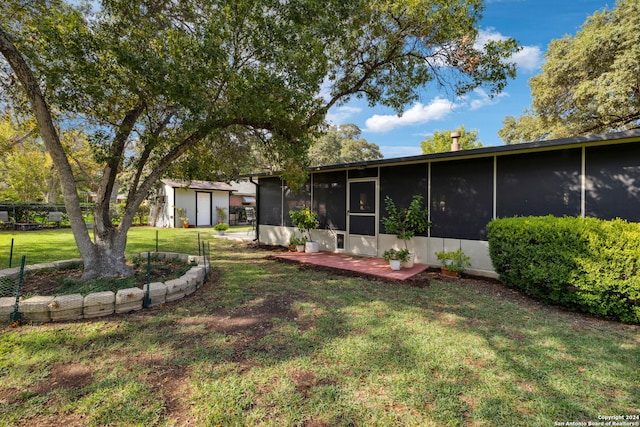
10;256;26;322
198;233;201;256
155;230;159;253
9;238;14;269
143;251;151;308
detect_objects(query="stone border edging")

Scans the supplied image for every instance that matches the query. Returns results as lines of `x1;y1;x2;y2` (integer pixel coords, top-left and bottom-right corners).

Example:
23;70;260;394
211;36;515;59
0;252;208;322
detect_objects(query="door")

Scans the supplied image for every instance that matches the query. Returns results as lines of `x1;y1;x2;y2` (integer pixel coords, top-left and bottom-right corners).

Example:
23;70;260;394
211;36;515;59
347;179;378;256
196;192;211;226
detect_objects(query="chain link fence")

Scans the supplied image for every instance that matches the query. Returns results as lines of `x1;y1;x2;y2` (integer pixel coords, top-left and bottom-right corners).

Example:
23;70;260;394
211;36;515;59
0;256;26;322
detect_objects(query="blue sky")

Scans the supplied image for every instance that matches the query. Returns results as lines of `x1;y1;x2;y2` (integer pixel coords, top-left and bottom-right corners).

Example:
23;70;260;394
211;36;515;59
325;0;615;159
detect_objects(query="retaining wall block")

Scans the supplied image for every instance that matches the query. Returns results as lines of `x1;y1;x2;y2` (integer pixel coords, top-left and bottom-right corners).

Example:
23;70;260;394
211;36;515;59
115;287;144;313
49;294;84;321
188;255;203;265
183;275;197;295
164;278;187;302
52;259;82;269
24;263;56;273
163;252;180;260
20;295;55;322
0;297;16;321
188;266;206;283
83;291;115;319
143;282;167;307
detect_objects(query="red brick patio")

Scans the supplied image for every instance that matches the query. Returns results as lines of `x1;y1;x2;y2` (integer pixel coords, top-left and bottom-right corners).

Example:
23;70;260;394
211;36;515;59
274;251;429;281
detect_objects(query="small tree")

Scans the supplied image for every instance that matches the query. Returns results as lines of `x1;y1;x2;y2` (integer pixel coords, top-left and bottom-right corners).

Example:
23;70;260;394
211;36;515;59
289;206;319;242
381;195;430;250
215;206;228;224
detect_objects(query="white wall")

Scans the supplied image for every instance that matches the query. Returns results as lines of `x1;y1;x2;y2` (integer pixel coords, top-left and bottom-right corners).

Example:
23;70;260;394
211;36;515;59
212;192;230;223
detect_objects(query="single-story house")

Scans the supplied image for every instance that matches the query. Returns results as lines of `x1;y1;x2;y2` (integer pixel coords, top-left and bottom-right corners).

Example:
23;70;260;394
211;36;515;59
249;129;640;278
149;179;235;228
228;179;257;225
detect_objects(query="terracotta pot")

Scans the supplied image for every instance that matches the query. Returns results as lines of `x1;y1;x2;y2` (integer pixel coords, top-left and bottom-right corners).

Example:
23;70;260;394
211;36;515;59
182;221;189;228
441;267;459;278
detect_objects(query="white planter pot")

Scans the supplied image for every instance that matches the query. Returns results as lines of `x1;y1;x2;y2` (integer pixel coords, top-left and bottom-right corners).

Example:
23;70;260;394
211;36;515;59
305;241;320;253
401;252;416;269
389;260;401;271
296;245;305;252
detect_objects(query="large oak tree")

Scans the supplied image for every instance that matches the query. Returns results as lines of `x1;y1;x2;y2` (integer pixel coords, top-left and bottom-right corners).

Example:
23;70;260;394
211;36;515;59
499;0;640;144
0;0;518;279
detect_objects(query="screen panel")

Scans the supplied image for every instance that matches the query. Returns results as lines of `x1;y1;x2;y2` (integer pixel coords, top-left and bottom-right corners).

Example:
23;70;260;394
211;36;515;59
349;181;376;213
379;163;428;235
259;177;282;226
313;171;346;230
496;149;581;218
349;215;376;236
430;157;494;240
586;143;640;221
348;168;378;179
283;180;311;227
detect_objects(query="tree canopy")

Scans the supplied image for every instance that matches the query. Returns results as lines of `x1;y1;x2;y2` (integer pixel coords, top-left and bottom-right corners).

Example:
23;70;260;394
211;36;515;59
499;0;640;144
0;0;519;278
308;124;383;167
420;126;482;154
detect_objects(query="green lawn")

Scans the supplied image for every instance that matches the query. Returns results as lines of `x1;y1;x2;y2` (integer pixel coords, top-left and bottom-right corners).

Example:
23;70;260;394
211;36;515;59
0;226;240;267
0;229;638;426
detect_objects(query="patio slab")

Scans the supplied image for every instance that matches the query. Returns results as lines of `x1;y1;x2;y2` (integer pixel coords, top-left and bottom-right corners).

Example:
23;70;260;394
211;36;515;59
274;251;429;281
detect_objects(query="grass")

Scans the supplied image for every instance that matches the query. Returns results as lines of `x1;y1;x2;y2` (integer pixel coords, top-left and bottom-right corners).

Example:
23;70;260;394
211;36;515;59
0;226;237;266
0;229;639;426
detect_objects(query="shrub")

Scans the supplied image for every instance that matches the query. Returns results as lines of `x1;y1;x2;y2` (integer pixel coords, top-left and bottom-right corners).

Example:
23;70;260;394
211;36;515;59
289;206;319;241
488;216;640;323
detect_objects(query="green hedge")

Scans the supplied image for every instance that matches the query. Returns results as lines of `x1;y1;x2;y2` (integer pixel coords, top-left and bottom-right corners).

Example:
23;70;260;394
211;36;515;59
487;216;640;323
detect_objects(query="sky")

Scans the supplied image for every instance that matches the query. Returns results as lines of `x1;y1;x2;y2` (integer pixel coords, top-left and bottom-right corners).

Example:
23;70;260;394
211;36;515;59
325;0;615;159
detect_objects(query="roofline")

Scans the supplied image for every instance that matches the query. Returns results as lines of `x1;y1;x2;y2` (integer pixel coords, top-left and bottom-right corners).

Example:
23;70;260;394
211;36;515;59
244;129;640;178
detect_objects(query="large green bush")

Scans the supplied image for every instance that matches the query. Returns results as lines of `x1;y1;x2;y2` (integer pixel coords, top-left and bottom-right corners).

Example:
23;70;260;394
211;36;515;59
488;216;640;323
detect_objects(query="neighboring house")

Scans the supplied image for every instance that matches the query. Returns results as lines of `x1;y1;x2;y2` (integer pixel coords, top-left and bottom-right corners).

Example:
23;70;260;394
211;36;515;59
229;179;256;207
249;129;640;278
149;179;235;228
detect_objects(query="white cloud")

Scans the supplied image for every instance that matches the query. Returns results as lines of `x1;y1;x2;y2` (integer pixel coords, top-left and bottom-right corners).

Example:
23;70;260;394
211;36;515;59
464;88;508;111
325;106;362;124
477;28;543;73
364;98;455;133
511;45;544;72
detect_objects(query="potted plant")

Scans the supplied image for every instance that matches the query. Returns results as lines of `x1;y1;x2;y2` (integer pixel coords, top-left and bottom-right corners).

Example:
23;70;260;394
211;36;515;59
289;206;320;252
213;222;229;235
174;206;189;228
215;206;228;224
383;248;410;271
381;194;430;268
435;248;471;277
289;235;307;252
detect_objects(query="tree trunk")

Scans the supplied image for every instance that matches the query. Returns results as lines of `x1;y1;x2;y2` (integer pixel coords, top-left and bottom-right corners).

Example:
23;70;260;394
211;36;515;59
81;226;133;280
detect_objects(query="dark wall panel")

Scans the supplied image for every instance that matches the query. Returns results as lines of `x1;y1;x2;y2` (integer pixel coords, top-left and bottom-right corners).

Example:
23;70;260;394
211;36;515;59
313;171;346;230
283;181;311;227
586;143;640;221
496;149;581;218
379;163;428;235
431;157;494;240
259;177;282;226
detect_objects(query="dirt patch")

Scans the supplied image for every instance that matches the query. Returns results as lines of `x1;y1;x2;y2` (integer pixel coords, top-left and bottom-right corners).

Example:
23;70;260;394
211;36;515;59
32;363;93;396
